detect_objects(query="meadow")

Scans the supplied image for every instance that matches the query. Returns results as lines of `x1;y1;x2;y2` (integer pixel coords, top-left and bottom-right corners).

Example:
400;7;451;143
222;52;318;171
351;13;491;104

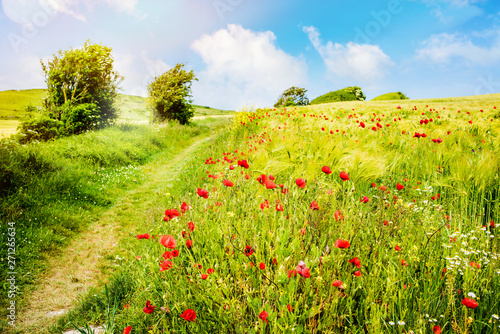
36;94;499;334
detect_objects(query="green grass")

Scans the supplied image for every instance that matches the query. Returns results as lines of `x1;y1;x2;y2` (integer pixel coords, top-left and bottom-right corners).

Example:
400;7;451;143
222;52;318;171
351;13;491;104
372;92;409;101
310;86;365;105
0;117;232;332
49;93;500;334
0;89;46;119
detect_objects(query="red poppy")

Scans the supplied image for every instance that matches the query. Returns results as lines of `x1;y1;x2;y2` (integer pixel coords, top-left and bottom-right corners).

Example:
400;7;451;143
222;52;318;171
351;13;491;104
322;166;332;174
310;201;320;210
401;259;408;266
163;251;173;259
297;266;310;278
359;122;365;128
160;235;177;249
257;174;267;185
244;245;254;256
287;304;293;312
186;240;193;249
260;200;270;210
163;209;181;221
259;310;269;324
237;160;249;169
335;239;350;249
197;188;209;199
259;262;266;270
379;185;387;191
334;210;344;221
433;325;442;334
223;179;234;187
300;228;306;235
395;245;400;251
354;270;361;277
489;221;495;228
207;268;214;274
160;260;173;272
360;196;369;203
137;233;150;239
180;202;191;213
172;249;179;257
461;298;478;309
272;258;278;265
201;274;208;280
180;309;196;322
470;262;480;269
288;269;297;278
332;280;344;288
296;178;306;188
339;171;350;181
123;326;131;334
396;183;404;190
181;231;189;239
281;188;289;194
265;179;277;189
349;257;361;268
276;204;284;211
371;182;376;188
143;300;155;314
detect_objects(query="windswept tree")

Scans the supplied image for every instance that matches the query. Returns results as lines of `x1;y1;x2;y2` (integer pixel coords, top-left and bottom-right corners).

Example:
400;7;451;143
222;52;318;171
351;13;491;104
274;86;309;108
41;40;123;127
147;63;198;125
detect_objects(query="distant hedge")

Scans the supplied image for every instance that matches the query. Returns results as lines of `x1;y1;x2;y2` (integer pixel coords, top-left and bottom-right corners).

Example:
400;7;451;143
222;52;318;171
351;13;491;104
310;86;365;105
372;92;409;101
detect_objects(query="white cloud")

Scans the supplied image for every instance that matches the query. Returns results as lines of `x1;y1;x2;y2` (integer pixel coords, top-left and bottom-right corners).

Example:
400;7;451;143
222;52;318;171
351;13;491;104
303;26;394;84
416;30;500;65
190;24;307;109
114;51;170;97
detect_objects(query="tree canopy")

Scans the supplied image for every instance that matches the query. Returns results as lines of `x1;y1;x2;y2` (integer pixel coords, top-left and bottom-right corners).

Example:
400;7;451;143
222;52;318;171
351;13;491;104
274;86;309;108
147;64;198;125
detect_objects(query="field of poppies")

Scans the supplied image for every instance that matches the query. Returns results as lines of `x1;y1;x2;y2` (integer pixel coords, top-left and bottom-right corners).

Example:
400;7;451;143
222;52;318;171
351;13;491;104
61;95;499;334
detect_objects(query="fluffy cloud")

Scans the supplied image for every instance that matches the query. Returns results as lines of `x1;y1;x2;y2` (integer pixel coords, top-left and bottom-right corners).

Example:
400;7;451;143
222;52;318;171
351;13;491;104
303;26;394;84
190;24;307;109
416;30;500;65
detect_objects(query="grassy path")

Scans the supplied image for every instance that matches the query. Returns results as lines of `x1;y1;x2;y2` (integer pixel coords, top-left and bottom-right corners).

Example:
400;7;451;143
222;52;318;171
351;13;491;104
11;133;217;334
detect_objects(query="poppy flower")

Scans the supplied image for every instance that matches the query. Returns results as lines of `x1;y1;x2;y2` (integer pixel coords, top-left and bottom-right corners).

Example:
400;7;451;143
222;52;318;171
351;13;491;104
180;202;191;213
201;274;208;279
223;179;234;187
461;298;478;309
360;196;369;203
259;262;266;270
260;200;270;210
197;188;209;199
137;233;150;239
349;257;361;268
238;160;249;169
188;222;195;231
401;259;408;267
257;174;267;185
470;262;480;269
272;258;278;265
396;183;404;191
281;188;289;194
186;240;193;249
297;267;310;278
322;166;332;174
180;309;196;322
265;179;277;189
288;269;297;278
395;245;400;251
244;245;254;256
143;300;155;314
123;326;132;334
172;249;179;257
160;260;173;272
334;210;344;221
354;270;361;277
339;171;350;181
332;280;344;288
163;209;181;221
359;122;365;128
300;228;306;235
433;325;442;334
276;204;284;211
296;178;306;188
207;268;214;274
490;221;495;228
160;235;177;249
310;201;320;211
163;251;173;259
259;310;269;324
287;304;293;312
379;185;387;191
335;239;350;249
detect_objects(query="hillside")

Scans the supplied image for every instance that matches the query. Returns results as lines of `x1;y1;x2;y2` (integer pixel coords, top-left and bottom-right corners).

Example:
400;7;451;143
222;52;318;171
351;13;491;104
310;86;365;105
372;91;409;101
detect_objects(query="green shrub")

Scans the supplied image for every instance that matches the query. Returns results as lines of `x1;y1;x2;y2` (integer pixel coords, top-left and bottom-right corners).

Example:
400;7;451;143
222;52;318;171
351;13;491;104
372;91;409;101
310;86;365;104
16;112;63;144
61;102;101;135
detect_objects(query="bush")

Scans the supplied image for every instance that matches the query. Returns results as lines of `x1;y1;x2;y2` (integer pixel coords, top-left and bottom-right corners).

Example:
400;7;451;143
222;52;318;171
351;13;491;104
372;92;409;101
147;64;197;125
310;86;365;104
16;112;63;144
274;87;309;108
60;102;101;135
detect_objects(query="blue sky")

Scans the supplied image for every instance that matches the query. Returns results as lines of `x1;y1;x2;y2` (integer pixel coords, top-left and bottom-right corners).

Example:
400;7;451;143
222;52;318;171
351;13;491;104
1;0;499;109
